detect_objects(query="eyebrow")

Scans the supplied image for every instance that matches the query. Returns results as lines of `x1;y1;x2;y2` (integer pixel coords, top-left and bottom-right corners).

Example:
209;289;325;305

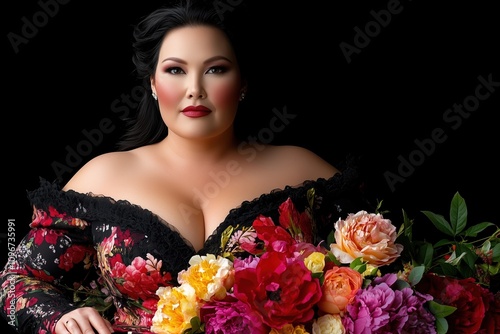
161;55;233;64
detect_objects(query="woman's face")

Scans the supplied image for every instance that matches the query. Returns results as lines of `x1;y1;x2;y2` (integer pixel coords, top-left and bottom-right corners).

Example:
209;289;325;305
151;25;244;140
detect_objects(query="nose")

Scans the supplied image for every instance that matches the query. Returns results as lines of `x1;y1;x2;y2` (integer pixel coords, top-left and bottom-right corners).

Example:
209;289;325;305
186;73;206;99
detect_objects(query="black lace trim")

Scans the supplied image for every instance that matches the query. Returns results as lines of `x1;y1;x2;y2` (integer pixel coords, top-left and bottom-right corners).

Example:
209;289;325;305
27;156;372;274
200;157;373;255
27;178;197;278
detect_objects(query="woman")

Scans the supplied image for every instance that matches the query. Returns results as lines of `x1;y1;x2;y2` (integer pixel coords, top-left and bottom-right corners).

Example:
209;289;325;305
0;1;370;333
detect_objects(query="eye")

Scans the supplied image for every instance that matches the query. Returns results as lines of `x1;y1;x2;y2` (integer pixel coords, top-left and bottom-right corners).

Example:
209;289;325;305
206;66;227;74
165;67;185;75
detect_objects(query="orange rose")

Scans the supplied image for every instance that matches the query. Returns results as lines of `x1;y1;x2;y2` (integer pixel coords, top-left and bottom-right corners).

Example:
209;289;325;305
317;266;363;314
330;210;403;267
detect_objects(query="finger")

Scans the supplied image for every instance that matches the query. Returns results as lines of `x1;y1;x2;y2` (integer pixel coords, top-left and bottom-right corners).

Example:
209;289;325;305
87;313;114;334
67;317;104;334
64;318;83;334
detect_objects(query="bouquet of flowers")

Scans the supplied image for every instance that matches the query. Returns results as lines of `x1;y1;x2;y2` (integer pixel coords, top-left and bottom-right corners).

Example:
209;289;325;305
150;192;500;334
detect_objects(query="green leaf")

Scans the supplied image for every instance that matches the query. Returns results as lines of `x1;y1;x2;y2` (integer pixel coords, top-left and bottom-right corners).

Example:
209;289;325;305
399;209;414;239
408;265;425;286
421;211;454;237
455;243;478;271
350;257;366;273
449;192;467;235
434;238;454;248
492;243;500;262
392;279;410;290
327;229;335;245
428;300;457;318
396;234;412;258
482;240;491;253
416;242;434;268
435;262;459;277
350;257;364;268
311;272;323;279
464;222;495;237
183;317;204;334
435;316;449;334
326;251;341;265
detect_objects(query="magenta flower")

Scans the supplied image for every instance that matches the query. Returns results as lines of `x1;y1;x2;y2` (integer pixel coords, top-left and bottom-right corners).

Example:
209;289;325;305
342;273;436;334
200;294;269;334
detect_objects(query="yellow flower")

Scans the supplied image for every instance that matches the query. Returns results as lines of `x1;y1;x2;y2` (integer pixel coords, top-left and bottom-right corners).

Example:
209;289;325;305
304;251;326;273
151;285;198;334
312;314;345;334
177;254;234;301
362;264;381;277
270;324;310;334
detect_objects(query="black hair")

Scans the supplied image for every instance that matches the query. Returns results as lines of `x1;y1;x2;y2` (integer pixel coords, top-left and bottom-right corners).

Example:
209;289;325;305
116;0;250;151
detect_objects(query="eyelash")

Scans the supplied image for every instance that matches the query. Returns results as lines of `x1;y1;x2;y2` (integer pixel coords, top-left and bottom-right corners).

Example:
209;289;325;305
165;66;228;75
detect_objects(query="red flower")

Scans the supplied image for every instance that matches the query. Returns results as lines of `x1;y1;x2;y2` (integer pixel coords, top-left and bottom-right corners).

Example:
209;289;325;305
32;229;63;246
109;253;123;269
115;228;138;247
48;206;66;219
58;245;90;271
27;266;55;282
278;197;313;243
30;208;53;227
416;273;493;334
252;215;296;254
111;255;172;300
232;250;322;329
479;291;500;334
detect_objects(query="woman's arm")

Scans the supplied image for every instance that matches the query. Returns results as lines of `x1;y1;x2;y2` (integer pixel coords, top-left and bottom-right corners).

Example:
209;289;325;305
0;204;100;333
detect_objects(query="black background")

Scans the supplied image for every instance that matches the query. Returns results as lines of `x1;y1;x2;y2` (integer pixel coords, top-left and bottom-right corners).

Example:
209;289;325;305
2;0;499;332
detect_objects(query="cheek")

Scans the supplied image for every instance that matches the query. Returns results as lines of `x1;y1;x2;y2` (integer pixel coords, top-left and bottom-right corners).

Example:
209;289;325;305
156;83;183;106
210;82;240;106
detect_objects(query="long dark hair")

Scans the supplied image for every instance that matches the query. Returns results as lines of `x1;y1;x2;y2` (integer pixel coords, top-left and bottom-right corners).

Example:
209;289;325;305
116;0;249;151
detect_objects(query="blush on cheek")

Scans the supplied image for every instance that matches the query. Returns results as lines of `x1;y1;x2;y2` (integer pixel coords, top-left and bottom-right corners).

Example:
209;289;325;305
157;87;183;106
211;83;239;107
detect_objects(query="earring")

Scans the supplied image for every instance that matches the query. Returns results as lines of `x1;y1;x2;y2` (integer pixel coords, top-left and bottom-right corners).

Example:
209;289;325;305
239;91;246;101
152;91;158;100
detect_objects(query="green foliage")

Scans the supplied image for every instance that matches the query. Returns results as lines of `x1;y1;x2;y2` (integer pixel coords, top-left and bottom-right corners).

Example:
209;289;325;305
395;191;499;333
408;265;425;286
397;192;499;283
350;257;367;273
429;300;457;334
183;316;204;333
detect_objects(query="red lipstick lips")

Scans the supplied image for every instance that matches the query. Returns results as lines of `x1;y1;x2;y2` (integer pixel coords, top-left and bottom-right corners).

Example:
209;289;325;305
181;105;212;118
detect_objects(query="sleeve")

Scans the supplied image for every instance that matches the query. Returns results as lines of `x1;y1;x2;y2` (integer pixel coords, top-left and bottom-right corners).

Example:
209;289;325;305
0;204;98;334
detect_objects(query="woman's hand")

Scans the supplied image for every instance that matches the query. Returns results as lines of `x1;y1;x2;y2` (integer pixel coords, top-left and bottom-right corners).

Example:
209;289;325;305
55;307;114;334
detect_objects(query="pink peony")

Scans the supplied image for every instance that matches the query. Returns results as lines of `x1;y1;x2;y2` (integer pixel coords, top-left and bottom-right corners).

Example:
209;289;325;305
343;273;436;334
200;294;269;334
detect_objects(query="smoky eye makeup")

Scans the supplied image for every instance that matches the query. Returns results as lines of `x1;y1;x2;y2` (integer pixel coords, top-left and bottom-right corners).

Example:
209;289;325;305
164;66;185;75
206;65;229;74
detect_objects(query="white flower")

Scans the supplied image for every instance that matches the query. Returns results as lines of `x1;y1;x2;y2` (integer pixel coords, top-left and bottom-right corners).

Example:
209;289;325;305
312;314;345;334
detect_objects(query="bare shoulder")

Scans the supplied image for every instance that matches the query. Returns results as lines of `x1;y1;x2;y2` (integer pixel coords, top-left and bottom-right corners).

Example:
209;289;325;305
263;145;340;180
62;150;137;195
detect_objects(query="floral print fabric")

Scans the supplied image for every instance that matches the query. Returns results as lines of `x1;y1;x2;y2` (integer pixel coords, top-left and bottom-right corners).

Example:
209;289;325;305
1;165;369;333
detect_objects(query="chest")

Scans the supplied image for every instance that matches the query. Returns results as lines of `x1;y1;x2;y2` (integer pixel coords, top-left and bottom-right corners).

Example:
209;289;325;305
112;151;309;251
118;166;274;251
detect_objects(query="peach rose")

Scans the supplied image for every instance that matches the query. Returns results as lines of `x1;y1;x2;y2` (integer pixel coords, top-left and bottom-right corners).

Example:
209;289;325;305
317;266;363;314
329;210;403;267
